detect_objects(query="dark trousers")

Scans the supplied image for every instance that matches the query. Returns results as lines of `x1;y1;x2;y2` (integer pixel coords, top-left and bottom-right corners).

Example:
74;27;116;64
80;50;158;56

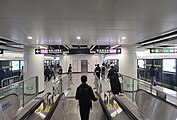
51;71;56;79
80;106;90;120
45;75;50;81
96;72;100;79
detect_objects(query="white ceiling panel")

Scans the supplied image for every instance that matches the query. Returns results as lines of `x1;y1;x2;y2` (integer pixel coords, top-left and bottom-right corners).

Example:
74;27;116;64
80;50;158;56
0;0;177;46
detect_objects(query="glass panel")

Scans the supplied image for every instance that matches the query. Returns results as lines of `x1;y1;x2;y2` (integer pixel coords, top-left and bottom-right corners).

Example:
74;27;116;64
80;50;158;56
0;76;38;107
138;80;152;93
122;75;134;101
23;77;37;105
62;75;69;91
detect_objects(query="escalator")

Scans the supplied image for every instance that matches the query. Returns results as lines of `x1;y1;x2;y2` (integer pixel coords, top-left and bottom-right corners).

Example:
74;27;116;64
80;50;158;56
13;91;112;120
0;91;138;120
102;92;138;120
23;91;139;120
40;91;112;120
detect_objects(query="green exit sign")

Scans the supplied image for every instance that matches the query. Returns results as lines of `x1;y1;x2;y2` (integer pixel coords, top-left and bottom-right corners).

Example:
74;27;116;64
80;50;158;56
150;48;177;53
27;86;33;90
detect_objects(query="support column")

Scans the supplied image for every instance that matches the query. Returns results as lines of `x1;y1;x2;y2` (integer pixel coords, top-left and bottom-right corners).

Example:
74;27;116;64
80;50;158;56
119;46;137;78
24;46;44;93
119;46;137;95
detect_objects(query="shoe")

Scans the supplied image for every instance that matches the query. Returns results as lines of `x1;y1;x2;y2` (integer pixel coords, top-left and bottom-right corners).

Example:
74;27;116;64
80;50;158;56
119;93;124;96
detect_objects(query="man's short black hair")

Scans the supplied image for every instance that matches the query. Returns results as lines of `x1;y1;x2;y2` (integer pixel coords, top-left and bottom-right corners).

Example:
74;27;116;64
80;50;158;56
81;75;87;83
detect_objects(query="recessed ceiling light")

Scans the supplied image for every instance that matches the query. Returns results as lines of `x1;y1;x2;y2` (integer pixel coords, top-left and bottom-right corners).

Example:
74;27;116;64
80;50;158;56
77;36;81;40
28;36;33;39
121;36;126;40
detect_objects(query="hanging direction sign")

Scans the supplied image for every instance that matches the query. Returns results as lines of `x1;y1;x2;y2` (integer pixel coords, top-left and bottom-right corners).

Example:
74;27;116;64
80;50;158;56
150;48;177;53
96;48;121;54
35;49;63;54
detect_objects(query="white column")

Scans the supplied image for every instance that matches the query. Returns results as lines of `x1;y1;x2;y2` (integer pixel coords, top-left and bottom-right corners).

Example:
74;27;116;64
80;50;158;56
119;46;137;93
24;46;44;93
119;46;137;78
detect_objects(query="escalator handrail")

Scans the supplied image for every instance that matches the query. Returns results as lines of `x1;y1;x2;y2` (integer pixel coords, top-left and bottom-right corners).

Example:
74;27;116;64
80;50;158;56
0;93;18;100
44;92;64;120
95;91;113;120
20;92;52;120
112;96;138;120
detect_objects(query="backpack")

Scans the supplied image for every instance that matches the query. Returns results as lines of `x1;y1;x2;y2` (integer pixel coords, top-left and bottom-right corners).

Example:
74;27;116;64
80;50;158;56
102;66;105;72
78;86;90;105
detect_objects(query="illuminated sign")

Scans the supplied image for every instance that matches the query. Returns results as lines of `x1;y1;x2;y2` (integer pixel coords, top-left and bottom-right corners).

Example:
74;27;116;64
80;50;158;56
0;49;3;54
35;49;63;54
150;48;177;53
96;48;121;54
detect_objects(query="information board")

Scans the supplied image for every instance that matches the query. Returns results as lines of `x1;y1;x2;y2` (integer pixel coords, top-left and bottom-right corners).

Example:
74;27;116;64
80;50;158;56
96;48;121;54
150;48;177;53
35;49;63;54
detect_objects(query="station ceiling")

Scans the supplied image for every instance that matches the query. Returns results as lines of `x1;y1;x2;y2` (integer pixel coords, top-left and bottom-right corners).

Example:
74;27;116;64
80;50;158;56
0;0;177;47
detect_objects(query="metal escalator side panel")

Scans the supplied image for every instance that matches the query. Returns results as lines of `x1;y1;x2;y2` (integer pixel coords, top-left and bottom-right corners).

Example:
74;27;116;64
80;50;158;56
95;92;113;120
112;96;138;120
135;89;177;120
0;93;20;120
45;93;65;120
19;92;52;120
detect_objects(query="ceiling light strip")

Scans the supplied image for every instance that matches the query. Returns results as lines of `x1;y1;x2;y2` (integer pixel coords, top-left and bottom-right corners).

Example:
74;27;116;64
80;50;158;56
141;34;177;45
111;45;120;49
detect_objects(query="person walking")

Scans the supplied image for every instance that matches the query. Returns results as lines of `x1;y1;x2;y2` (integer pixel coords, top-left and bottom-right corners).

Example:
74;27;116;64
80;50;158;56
113;69;122;94
0;67;5;87
68;64;72;75
75;75;98;120
149;65;156;86
101;63;106;80
107;66;115;92
50;64;56;79
68;64;73;84
44;66;51;82
94;64;101;79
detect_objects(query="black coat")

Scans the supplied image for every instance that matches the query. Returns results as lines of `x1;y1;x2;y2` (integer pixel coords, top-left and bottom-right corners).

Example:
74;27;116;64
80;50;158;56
75;83;97;108
107;68;114;80
44;68;51;76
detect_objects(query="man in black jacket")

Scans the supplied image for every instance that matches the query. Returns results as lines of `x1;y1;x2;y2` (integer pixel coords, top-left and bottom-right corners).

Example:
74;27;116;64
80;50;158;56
94;64;101;79
149;65;156;86
44;66;51;82
75;75;98;120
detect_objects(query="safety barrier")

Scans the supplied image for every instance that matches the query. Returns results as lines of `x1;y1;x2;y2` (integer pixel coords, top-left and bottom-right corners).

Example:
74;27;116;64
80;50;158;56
1;76;20;88
0;76;38;107
121;74;177;105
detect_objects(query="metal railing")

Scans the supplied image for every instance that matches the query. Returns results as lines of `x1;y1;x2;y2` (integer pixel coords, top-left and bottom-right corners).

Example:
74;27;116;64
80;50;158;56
0;76;38;107
1;76;20;87
52;74;71;96
121;74;177;105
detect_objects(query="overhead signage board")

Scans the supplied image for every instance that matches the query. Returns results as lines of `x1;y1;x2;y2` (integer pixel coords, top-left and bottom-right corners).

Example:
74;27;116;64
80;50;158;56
150;48;177;53
35;49;63;54
96;48;121;54
0;49;4;54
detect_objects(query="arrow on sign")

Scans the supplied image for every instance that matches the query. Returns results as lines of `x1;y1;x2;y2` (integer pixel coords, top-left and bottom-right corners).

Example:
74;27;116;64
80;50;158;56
0;49;3;54
35;49;41;54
